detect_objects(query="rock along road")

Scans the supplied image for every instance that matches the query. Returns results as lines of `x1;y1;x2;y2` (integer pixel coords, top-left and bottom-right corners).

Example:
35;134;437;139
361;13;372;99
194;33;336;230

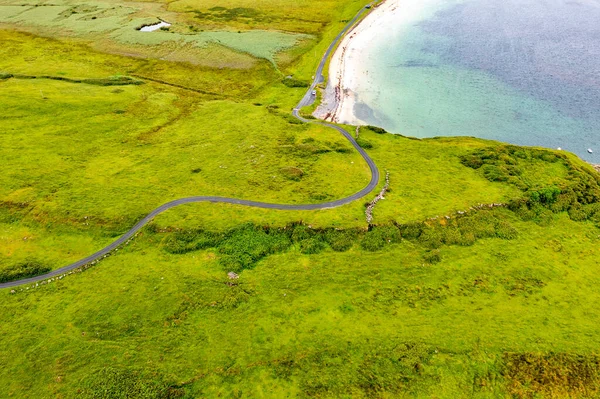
0;4;379;289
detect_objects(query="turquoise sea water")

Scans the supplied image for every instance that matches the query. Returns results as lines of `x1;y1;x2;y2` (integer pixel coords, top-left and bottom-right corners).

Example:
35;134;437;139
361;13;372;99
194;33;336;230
353;0;600;162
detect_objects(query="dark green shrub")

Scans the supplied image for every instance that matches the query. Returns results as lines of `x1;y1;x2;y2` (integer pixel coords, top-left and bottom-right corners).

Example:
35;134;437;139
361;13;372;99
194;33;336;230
495;221;518;240
397;222;423;240
586;203;600;217
217;224;291;272
324;229;359;252
291;224;314;242
482;165;509;182
417;227;444;249
529;187;560;205
356;137;373;149
331;142;352;153
282;114;303;125
499;153;518;165
549;190;578;212
460;155;484;169
590;212;600;228
0;261;51;283
299;238;326;254
292;142;330;157
361;226;401;251
510;202;537;221
568;204;588;221
423;249;441;264
220;253;254;272
442;227;462;246
529;205;555;225
162;229;222;254
463;145;600;220
456;213;497;239
568;203;600;221
446;228;476;246
281;77;310;88
366;125;387;134
458;231;477;246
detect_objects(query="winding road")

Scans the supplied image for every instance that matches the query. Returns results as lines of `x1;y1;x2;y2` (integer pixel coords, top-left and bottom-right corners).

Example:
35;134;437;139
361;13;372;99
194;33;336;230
0;4;379;290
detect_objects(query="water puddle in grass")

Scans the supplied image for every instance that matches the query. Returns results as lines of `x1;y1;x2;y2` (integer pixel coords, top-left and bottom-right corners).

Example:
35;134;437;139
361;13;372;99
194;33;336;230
139;21;171;32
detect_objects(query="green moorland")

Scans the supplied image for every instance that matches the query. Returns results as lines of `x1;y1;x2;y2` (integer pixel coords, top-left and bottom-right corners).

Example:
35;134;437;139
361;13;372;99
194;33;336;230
2;0;600;397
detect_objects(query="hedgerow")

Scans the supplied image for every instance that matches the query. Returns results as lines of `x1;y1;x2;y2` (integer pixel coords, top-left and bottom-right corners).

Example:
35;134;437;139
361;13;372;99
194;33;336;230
157;208;520;272
0;261;51;283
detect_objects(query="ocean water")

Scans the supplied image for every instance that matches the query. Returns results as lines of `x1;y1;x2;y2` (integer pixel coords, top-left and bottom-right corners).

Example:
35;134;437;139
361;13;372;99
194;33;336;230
352;0;600;162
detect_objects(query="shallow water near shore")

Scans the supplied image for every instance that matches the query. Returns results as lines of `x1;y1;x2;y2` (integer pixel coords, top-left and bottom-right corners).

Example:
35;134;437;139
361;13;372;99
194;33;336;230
140;21;171;32
351;0;600;162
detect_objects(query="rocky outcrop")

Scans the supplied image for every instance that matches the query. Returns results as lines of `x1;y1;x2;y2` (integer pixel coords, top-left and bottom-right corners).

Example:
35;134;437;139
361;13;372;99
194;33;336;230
366;171;390;224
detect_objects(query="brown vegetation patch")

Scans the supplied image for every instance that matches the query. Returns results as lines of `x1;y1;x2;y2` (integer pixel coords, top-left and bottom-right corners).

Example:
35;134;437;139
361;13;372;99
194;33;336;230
279;166;304;181
503;352;600;398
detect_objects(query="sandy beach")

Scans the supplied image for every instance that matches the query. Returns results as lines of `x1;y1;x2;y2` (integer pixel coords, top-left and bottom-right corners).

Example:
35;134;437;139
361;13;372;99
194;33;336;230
313;0;400;124
314;0;600;163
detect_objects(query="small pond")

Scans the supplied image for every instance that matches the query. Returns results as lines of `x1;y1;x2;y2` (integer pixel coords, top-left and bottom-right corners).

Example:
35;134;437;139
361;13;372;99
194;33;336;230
139;21;171;32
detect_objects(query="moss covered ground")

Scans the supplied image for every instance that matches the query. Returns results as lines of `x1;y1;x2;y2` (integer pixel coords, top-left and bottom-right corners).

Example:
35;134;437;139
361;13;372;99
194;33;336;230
2;0;600;397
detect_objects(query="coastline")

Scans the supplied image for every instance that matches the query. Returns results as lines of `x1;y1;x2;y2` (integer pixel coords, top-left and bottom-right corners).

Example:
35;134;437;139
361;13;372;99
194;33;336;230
313;0;600;166
314;0;398;124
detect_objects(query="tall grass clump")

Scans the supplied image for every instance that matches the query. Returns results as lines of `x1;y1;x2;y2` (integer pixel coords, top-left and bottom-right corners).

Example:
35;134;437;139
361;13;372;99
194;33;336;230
281;77;309;88
0;261;51;283
162;229;224;254
79;367;184;399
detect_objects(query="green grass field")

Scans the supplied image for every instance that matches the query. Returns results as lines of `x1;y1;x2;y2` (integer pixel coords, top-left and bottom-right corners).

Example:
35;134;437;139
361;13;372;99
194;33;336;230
2;0;600;397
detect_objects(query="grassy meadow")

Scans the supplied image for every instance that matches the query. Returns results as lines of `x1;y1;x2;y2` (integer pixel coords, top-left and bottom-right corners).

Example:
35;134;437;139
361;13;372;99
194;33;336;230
2;0;600;397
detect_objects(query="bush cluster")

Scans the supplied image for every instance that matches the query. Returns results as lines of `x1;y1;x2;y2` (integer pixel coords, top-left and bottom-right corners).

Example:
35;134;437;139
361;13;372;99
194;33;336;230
462;145;600;223
218;224;291;272
356;137;373;149
281;77;310;88
0;261;51;283
159;209;520;271
412;210;517;250
365;125;387;134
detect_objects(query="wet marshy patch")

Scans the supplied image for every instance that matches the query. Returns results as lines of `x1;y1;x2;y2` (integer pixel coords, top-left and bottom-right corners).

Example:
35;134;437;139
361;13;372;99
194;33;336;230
503;352;600;398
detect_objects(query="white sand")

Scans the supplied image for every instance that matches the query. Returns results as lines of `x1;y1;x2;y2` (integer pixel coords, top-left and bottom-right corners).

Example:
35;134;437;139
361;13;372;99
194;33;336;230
314;0;436;124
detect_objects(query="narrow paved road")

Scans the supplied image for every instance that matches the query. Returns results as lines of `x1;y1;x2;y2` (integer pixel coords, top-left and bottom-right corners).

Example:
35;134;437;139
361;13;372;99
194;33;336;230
0;4;378;290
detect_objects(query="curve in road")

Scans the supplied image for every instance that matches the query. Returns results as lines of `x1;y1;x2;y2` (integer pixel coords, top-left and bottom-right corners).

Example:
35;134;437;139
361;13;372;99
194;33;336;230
1;4;379;290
